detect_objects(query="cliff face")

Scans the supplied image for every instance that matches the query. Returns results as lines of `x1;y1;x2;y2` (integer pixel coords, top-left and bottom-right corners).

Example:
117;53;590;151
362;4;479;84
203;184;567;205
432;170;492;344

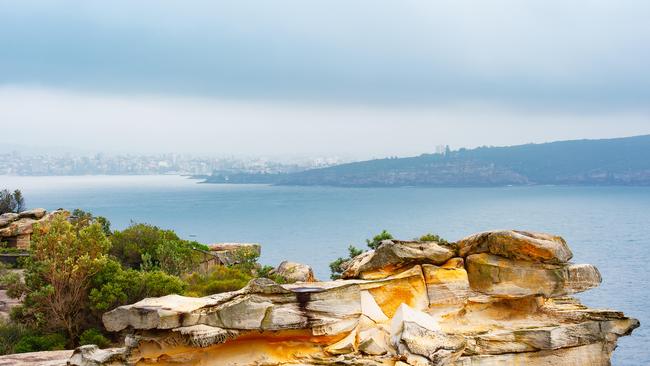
70;230;638;366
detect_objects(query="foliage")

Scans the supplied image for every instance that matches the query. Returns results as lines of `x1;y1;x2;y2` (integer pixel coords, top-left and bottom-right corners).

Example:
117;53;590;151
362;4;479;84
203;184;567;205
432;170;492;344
13;333;66;353
70;208;112;236
329;230;393;279
89;259;186;312
0;320;31;355
78;328;111;348
0;189;25;215
329;245;363;280
109;223;208;275
366;230;393;249
230;247;262;272
0;269;26;299
184;265;253;297
11;216;110;345
418;233;449;245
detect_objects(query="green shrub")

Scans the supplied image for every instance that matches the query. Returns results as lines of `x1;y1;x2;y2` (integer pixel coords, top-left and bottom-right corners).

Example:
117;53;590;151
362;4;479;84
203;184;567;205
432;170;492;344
18;216;110;345
0;320;31;355
329;230;393;279
329;245;363;280
79;328;111;348
70;209;112;236
13;333;66;353
184;266;253;297
90;259;186;312
366;230;393;249
418;233;449;245
110;223;208;275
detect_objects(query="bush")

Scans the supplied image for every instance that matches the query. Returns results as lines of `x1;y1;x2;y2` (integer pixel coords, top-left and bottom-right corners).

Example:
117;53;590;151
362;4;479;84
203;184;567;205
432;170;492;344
90;259;186;312
79;328;111;348
366;230;393;249
110;223;208;275
0;320;31;355
329;245;363;280
418;233;449;245
13;333;66;353
70;209;112;236
184;266;253;297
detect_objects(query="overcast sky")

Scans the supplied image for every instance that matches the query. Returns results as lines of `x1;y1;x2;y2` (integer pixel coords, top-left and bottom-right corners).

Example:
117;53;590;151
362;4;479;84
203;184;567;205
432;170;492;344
1;0;649;159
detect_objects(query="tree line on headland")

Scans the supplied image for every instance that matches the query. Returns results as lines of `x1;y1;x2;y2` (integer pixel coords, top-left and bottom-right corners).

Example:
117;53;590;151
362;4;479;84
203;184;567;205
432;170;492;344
204;135;650;187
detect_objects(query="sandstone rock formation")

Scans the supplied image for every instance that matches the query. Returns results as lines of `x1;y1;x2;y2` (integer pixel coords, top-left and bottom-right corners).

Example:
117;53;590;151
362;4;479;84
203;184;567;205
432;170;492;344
0;209;67;250
273;260;316;282
70;230;639;366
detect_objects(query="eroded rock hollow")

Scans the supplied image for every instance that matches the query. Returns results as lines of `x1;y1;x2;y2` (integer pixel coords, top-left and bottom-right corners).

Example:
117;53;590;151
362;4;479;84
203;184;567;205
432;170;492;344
70;230;639;366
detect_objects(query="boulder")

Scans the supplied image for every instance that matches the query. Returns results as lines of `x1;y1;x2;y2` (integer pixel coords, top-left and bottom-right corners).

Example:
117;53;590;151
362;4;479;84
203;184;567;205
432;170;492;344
0;218;37;237
466;253;601;298
457;230;573;264
343;240;455;280
274;261;316;282
17;208;46;220
0;213;19;227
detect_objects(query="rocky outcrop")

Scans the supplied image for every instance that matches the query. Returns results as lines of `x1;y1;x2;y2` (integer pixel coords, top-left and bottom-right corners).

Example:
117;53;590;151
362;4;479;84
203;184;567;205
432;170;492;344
0;209;67;250
205;242;261;266
342;239;456;280
71;229;639;366
273;260;316;282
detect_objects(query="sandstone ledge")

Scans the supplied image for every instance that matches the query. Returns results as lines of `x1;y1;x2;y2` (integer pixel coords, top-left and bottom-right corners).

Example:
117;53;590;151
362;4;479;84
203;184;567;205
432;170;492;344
70;229;639;366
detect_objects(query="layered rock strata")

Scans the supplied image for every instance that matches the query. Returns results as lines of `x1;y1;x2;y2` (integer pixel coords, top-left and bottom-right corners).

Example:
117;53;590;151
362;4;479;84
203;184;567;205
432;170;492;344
0;209;66;250
70;230;639;366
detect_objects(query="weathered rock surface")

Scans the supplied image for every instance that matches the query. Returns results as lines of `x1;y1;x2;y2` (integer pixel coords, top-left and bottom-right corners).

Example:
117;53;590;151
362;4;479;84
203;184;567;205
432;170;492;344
71;229;638;366
274;260;316;282
466;253;601;298
0;350;73;366
0;209;67;250
343;239;456;280
457;230;572;264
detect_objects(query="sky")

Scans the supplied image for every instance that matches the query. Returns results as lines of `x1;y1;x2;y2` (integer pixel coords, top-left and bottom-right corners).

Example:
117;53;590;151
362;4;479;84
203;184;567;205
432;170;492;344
0;0;649;159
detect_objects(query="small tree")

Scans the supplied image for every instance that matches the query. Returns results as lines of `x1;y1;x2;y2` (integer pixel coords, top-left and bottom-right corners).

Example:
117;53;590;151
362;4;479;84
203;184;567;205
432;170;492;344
11;216;110;345
366;230;393;249
0;189;25;215
329;245;363;280
70;209;112;236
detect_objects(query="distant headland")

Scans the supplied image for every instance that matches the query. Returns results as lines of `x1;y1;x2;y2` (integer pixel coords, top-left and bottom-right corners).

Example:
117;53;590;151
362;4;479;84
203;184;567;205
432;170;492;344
203;134;650;187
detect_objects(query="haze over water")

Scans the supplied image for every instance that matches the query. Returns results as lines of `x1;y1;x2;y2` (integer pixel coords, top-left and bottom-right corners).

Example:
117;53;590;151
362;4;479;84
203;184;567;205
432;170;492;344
2;174;648;365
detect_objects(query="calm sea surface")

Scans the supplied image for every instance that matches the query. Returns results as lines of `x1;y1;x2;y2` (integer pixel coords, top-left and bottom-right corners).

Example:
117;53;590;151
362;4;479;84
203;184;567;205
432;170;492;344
1;175;648;365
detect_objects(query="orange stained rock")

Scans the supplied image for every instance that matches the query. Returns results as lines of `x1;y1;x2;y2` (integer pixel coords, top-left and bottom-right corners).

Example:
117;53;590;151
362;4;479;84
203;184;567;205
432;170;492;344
367;273;428;318
134;330;340;366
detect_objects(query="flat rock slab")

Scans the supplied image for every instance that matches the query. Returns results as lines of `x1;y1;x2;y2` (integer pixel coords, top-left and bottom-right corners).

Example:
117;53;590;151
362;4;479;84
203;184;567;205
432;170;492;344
0;350;72;366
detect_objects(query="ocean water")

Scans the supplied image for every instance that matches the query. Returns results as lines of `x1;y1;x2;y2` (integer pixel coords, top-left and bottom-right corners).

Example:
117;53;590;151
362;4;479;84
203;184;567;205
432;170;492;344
1;175;648;365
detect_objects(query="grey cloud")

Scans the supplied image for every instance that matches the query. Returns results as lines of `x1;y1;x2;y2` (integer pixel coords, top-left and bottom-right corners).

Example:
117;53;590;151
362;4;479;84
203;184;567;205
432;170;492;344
1;0;649;109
